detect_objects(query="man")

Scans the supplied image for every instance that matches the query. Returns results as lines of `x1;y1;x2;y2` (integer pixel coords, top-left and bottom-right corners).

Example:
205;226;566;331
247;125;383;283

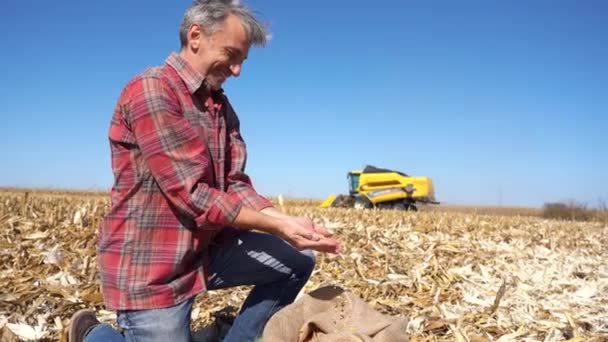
68;1;342;341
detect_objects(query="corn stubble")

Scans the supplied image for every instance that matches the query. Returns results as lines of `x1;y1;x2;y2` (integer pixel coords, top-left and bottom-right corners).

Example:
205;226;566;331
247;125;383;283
0;190;606;341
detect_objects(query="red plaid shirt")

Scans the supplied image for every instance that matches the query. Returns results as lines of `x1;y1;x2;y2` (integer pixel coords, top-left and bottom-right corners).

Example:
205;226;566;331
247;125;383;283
98;52;273;310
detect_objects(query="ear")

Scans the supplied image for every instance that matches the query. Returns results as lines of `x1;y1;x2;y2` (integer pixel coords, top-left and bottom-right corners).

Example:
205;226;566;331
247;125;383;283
187;24;203;51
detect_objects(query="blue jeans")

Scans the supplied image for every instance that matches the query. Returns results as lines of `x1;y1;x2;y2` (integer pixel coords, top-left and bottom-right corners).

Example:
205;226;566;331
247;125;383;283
85;230;316;342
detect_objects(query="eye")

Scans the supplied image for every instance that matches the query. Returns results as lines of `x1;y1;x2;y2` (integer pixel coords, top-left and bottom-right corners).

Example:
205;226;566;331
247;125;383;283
224;49;236;59
225;48;243;63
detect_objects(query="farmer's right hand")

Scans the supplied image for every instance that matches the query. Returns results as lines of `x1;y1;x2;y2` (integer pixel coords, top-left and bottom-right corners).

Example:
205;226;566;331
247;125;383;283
276;217;342;254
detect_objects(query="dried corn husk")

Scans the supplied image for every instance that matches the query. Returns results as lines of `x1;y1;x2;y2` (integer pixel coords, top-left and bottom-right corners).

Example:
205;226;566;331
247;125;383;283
1;190;607;341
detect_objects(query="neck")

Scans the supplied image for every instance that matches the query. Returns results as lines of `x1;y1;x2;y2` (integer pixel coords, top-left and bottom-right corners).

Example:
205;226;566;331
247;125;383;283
179;49;210;76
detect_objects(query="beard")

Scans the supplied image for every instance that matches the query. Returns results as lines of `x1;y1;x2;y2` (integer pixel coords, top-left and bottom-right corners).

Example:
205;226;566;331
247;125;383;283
203;78;223;91
203;70;229;91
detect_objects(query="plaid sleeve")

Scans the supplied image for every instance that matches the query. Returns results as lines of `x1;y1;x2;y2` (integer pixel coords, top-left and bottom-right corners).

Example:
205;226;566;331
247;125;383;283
125;76;242;226
224;98;274;211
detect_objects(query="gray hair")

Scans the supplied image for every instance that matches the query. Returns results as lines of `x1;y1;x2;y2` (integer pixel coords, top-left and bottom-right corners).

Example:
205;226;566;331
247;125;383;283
179;0;268;48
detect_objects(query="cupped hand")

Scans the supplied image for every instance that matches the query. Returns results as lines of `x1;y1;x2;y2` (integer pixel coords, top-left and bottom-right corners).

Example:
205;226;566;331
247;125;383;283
291;216;334;238
277;217;342;254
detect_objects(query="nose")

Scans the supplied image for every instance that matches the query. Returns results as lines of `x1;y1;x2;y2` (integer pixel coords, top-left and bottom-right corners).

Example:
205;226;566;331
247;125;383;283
230;64;241;77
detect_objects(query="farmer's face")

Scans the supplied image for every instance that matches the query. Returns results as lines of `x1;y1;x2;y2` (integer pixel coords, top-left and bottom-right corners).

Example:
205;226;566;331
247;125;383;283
186;14;250;90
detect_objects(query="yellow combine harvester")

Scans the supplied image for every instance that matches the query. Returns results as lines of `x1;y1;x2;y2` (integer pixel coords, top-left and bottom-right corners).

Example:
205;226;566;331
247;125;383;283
320;165;438;211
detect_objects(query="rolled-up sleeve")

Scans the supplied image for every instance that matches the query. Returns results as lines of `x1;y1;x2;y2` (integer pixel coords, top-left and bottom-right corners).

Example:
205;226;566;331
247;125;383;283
125;76;242;227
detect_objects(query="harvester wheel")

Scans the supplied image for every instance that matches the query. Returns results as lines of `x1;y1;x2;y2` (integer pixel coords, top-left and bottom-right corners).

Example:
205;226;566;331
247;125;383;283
353;197;372;210
407;204;418;211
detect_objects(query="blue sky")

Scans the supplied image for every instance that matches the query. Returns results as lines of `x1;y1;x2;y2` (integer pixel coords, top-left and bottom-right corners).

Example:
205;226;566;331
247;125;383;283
1;0;606;207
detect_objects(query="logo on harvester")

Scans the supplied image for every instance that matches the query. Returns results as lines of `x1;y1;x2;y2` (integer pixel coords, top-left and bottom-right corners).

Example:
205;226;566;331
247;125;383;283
367;188;403;197
368;185;417;198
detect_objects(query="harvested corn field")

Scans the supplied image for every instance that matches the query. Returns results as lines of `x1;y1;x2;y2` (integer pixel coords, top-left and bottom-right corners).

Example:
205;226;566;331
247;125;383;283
0;190;607;341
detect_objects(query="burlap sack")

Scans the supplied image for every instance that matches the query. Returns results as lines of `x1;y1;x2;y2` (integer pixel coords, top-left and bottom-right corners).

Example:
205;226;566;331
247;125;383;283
262;285;409;342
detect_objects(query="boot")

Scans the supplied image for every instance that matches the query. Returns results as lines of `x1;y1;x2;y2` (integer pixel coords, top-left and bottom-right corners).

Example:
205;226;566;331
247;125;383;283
68;309;101;342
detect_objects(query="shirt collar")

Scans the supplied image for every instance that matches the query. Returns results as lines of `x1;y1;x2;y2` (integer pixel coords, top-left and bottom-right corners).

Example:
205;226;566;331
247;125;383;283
165;52;206;94
165;52;226;96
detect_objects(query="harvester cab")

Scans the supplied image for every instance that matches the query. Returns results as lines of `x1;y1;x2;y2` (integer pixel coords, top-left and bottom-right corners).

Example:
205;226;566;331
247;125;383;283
320;165;438;211
347;171;360;195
